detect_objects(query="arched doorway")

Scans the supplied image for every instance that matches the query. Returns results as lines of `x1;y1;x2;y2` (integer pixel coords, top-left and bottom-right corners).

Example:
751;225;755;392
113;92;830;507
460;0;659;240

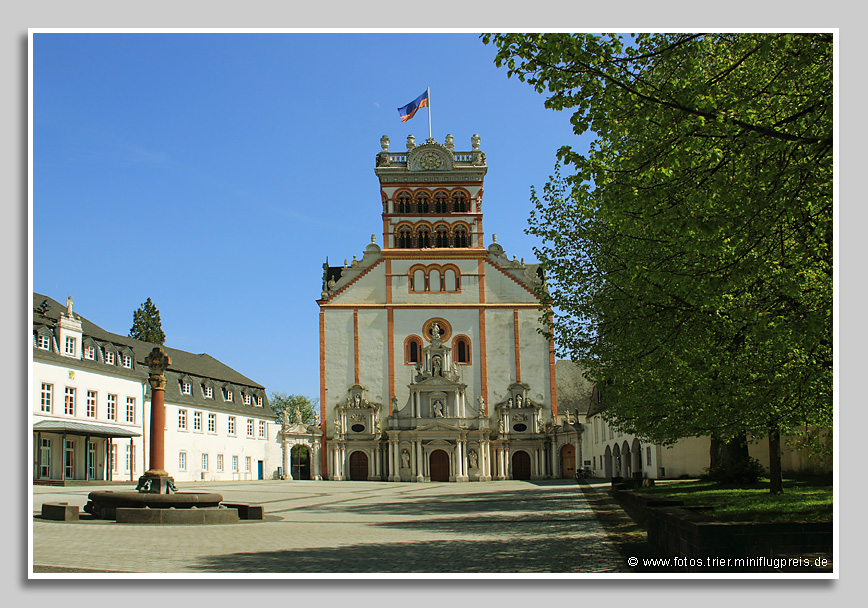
349;451;368;481
512;450;531;480
291;445;311;480
560;444;576;479
604;445;613;478
429;449;450;482
622;441;632;478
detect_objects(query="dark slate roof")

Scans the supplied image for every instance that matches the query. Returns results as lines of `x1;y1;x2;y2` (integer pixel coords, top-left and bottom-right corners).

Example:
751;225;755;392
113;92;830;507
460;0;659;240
32;294;271;416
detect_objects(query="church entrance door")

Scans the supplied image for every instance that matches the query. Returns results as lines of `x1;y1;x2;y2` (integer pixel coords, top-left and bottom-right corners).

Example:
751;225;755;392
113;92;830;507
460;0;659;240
291;445;311;480
349;451;368;480
429;449;450;481
512;451;531;480
560;444;576;479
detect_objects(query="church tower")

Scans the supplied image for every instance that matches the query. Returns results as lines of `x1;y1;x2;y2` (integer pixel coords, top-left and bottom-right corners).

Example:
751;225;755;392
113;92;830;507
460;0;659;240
317;134;580;482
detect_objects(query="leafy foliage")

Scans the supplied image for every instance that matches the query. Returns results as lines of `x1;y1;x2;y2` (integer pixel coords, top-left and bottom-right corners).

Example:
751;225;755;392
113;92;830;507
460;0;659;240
129;297;166;345
270;393;318;425
483;34;832;480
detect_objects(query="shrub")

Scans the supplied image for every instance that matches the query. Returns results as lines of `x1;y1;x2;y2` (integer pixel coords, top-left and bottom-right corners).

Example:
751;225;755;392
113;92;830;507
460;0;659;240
701;457;765;486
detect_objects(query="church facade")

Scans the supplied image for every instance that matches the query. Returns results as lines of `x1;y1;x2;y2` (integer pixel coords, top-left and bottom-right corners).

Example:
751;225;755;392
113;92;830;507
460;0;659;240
316;134;580;482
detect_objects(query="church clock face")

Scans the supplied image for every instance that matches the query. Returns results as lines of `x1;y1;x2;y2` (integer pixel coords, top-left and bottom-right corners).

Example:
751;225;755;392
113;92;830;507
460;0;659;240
420;151;442;170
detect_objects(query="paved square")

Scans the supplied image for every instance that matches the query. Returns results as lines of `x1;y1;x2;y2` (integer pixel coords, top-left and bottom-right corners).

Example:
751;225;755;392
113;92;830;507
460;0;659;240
32;479;629;574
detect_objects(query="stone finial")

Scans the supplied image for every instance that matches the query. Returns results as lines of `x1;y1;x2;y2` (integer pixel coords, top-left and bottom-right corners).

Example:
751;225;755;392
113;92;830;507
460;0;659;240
471;133;481;150
371;234;376;244
444;134;454;150
380;135;390;151
492;234;497;244
145;347;171;375
407;134;416;150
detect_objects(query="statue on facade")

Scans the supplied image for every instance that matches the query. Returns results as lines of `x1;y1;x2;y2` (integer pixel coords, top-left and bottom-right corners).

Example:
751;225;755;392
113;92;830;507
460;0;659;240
477;395;485;416
66;296;73;316
516;394;523;408
431;322;441;340
294;408;302;424
507;398;513;408
335;417;343;433
401;450;410;469
432;356;442;376
469;450;478;470
433;401;444;417
498;418;505;434
282;408;290;429
314;411;321;426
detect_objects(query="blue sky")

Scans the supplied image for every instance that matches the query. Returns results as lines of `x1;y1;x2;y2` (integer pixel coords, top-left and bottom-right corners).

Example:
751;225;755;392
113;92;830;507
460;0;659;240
31;32;589;399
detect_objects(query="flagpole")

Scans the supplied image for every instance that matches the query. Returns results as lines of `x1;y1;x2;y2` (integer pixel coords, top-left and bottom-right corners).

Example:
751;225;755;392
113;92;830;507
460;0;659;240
427;87;432;140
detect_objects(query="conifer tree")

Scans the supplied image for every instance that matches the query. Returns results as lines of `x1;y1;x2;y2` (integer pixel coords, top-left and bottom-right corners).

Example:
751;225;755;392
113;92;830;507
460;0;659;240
129;297;166;345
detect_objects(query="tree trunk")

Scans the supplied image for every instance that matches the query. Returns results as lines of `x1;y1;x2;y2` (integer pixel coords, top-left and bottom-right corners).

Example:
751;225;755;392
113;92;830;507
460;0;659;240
768;427;783;494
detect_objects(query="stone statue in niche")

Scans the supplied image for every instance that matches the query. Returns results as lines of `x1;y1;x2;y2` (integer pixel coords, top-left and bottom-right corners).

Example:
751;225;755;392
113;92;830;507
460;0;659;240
516;394;523;408
354;394;362;408
431;322;441;340
433;401;444;417
432;356;442;376
401;450;410;468
469;450;478;469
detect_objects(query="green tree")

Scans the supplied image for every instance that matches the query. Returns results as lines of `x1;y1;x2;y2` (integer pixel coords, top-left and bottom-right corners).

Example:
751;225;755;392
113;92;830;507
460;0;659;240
483;33;832;492
129;297;166;345
270;393;319;425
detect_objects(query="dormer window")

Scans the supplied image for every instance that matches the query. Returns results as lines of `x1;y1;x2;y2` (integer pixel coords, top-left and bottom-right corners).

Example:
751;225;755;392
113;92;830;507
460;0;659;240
256;395;263;407
223;388;233;402
203;385;214;399
121;353;132;368
243;393;251;405
104;350;115;365
180;380;192;395
36;334;50;350
84;345;95;360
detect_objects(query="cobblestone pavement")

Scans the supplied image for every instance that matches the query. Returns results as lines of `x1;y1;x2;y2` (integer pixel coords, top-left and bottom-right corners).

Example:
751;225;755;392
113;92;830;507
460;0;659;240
31;479;630;575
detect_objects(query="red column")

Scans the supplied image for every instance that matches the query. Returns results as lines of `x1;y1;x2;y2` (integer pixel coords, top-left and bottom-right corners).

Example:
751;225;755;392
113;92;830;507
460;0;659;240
148;379;166;474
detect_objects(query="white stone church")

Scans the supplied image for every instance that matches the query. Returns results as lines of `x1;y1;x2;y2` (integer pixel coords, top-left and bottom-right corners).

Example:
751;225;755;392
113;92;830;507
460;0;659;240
313;133;581;482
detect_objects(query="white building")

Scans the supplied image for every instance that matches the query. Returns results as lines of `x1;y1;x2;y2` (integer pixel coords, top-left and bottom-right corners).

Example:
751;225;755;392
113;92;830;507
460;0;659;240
580;376;832;479
32;294;281;484
315;134;580;482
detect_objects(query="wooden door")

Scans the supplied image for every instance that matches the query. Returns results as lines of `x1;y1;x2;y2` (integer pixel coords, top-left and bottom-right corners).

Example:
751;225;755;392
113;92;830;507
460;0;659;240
429;449;450;482
512;450;531;480
349;451;368;481
560;444;576;479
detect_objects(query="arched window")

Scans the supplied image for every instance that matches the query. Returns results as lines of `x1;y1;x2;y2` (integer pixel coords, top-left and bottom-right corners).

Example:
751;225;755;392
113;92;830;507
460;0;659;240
454;226;468;248
453;335;471;364
417;228;431;248
434;192;449;214
405;335;423;364
396;193;412;214
416;194;430;214
430;268;442;292
396;226;412;248
444;268;457;291
452;193;467;213
413;268;426;292
435;226;449;248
